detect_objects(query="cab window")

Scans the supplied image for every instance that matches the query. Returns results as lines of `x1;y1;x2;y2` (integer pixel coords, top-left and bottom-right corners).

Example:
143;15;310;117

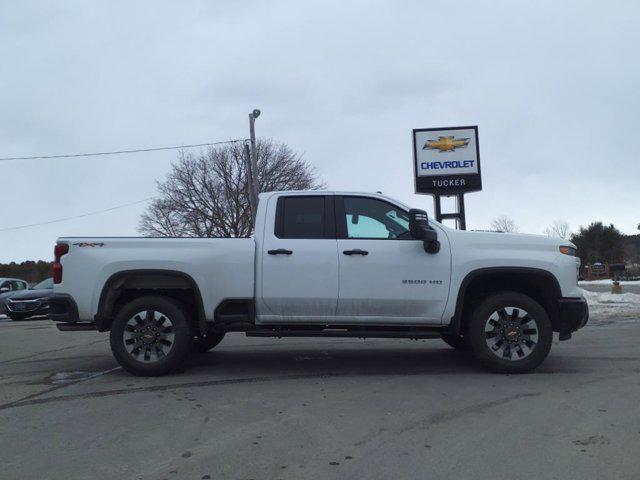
275;196;334;239
340;197;411;240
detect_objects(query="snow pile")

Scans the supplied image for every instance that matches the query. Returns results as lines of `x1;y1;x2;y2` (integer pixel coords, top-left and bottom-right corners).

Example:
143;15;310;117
579;279;640;286
580;288;640;321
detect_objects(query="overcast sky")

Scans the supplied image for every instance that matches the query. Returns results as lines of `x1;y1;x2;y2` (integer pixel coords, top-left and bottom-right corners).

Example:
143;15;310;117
1;0;638;263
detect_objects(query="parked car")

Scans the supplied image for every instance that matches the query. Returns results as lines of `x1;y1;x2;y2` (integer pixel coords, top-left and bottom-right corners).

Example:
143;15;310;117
5;278;54;320
0;278;30;315
49;191;587;376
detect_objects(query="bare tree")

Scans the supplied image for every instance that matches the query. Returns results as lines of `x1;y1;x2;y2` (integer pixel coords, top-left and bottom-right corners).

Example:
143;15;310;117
490;215;518;233
139;139;325;237
544;220;570;239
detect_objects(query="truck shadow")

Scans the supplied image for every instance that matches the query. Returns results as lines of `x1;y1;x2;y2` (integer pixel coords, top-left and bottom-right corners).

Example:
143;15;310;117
188;345;474;377
184;340;581;378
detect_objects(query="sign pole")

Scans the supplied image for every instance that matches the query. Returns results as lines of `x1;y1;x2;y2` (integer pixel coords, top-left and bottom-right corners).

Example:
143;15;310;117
433;194;467;230
434;195;442;222
456;193;466;230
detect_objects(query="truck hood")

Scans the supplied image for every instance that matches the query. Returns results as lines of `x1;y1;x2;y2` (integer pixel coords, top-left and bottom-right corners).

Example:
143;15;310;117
445;228;573;253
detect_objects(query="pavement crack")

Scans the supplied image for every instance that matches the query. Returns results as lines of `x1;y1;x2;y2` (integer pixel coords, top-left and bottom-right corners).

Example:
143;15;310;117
3;340;105;364
352;392;542;448
418;392;542;427
0;367;121;411
0;370;471;411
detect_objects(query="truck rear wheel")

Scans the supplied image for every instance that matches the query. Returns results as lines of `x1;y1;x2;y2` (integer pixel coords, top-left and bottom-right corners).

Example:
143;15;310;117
467;291;552;374
110;296;193;376
192;331;225;353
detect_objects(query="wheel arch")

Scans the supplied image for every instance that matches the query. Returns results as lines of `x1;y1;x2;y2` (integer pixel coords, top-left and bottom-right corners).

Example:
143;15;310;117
95;269;207;334
451;267;562;336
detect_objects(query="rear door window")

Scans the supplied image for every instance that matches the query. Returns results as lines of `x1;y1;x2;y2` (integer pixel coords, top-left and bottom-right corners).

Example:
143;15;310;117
276;196;333;239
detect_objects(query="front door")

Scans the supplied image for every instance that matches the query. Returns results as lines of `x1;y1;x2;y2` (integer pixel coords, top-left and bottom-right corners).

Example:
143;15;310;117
335;195;450;324
259;194;339;323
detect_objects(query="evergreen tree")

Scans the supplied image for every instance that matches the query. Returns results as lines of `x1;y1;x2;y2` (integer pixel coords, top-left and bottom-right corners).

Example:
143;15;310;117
570;222;625;265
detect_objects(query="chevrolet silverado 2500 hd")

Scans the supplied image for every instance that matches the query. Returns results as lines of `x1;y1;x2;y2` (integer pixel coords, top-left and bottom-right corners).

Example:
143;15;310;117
48;191;588;376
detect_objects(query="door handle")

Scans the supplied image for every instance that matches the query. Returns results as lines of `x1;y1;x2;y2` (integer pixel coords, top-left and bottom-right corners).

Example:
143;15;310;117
343;249;369;256
268;248;293;255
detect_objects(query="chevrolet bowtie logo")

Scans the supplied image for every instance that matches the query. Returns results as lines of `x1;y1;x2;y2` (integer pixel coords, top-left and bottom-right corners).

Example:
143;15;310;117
423;136;470;152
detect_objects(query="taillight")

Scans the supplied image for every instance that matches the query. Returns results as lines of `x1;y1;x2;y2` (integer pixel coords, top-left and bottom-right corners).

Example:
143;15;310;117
53;243;69;284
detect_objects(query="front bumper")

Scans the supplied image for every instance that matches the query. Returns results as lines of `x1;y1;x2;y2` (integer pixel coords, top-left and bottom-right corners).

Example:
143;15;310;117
47;294;80;323
6;298;49;316
556;297;589;340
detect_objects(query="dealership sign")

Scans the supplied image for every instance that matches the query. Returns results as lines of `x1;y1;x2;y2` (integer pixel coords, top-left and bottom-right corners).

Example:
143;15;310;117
413;126;482;195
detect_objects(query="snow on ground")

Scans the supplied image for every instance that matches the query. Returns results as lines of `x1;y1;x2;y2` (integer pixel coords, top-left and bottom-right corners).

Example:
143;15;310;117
579;279;640;286
580;288;640;322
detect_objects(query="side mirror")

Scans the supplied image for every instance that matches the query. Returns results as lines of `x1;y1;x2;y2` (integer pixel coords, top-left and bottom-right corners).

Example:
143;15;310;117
409;209;440;254
0;287;9;293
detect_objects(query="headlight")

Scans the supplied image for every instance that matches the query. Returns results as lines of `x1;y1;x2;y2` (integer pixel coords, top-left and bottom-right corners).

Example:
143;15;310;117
559;245;577;256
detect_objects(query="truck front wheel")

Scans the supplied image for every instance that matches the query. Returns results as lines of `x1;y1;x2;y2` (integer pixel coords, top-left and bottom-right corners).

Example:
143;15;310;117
467;292;553;374
110;296;193;376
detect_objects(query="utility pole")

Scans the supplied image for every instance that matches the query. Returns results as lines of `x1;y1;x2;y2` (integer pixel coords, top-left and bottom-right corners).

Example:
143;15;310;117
247;109;261;224
244;143;255;221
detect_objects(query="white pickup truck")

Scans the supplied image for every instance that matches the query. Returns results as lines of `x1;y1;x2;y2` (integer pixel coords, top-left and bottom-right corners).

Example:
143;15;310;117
49;191;588;376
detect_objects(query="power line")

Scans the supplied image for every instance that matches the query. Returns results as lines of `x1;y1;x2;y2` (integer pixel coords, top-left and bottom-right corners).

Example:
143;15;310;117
0;139;249;162
0;197;155;232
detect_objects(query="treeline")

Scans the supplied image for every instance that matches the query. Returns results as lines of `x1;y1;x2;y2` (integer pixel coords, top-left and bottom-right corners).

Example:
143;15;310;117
0;261;52;284
493;216;639;267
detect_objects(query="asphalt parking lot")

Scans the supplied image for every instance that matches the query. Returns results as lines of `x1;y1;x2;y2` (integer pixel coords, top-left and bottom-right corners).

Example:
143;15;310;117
1;310;640;480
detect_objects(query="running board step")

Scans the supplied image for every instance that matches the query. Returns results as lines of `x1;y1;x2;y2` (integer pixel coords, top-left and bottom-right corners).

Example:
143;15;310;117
246;329;442;339
56;323;97;331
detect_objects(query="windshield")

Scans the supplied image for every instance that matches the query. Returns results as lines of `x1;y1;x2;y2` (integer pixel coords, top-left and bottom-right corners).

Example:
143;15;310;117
33;278;53;289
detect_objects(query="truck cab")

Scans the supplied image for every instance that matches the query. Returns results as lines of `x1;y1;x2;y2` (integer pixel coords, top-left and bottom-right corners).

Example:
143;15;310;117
49;190;588;376
256;192;451;324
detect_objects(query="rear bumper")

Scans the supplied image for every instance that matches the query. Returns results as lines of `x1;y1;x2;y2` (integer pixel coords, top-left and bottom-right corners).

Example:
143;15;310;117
47;294;80;323
556;297;589;340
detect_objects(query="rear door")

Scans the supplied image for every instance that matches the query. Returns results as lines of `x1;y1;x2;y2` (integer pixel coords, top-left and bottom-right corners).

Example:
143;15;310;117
258;194;339;323
335;195;450;324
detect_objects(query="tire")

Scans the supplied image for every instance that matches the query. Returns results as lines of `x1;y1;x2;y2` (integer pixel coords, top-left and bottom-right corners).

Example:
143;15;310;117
110;296;194;376
9;314;26;321
467;291;552;374
192;331;225;353
440;333;470;350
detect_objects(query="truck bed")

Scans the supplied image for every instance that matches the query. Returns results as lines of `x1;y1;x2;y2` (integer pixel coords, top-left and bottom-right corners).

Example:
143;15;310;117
54;237;256;322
